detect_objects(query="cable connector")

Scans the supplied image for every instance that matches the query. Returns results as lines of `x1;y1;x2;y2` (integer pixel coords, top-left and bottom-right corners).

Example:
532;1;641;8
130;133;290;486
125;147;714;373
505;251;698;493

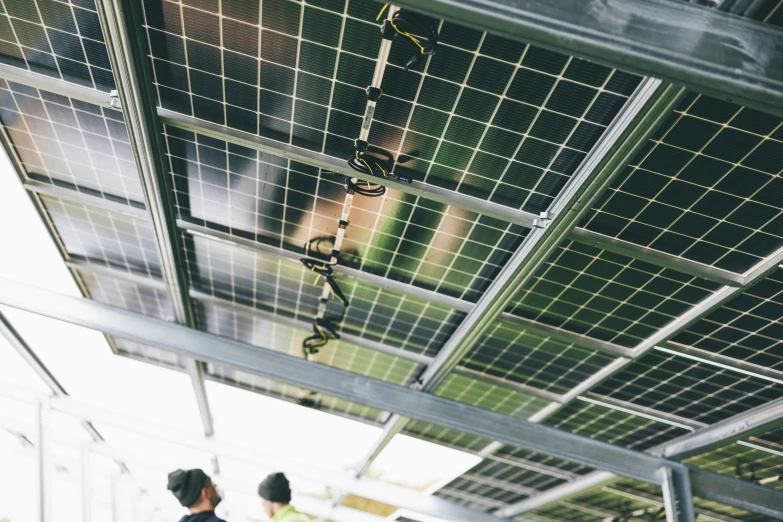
354;139;368;153
534;211;551;229
366;86;382;102
338;219;350;229
381;19;396;40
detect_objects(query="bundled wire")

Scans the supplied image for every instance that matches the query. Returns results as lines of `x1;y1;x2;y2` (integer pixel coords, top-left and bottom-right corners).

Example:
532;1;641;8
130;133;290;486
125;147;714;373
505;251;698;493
302;317;341;356
300;258;350;307
347;145;395;197
378;4;438;71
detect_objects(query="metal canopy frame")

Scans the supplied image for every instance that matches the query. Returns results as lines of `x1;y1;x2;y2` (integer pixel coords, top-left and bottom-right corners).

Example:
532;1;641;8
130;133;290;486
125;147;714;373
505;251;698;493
2;279;783;520
0;0;781;519
92;0;219;473
393;0;783;116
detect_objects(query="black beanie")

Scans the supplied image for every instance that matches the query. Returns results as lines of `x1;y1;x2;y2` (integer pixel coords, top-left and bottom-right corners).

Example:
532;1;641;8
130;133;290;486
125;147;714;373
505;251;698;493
258;472;291;503
167;469;207;507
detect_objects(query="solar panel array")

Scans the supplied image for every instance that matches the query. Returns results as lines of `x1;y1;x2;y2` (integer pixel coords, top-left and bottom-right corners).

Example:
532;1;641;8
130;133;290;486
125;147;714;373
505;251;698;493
0;0;782;520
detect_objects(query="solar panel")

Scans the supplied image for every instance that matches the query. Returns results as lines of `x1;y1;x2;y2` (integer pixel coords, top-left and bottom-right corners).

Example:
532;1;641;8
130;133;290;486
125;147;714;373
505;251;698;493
542;400;691;451
181;230;466;357
0;80;144;206
580;93;783;274
163;124;529;302
113;336;186;369
672;271;783;371
78;269;174;320
508;240;722;348
434;373;550;418
39;193;162;277
0;0;115;91
590;351;783;425
402;419;493;452
459;318;616;395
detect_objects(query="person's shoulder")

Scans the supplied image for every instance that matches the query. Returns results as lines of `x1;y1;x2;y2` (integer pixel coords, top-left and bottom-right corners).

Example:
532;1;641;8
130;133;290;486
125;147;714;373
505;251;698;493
210;514;228;522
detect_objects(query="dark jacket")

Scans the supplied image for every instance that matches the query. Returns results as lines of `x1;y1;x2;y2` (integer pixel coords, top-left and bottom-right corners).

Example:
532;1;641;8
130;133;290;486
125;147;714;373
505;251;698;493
178;511;226;522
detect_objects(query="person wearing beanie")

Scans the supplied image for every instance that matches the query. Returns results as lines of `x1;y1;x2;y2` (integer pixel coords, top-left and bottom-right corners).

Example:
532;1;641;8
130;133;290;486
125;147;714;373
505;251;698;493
167;469;226;522
257;472;308;521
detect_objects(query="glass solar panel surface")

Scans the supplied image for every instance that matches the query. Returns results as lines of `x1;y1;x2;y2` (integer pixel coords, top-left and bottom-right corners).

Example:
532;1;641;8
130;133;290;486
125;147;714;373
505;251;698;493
590;351;783;425
182;231;465;357
113;337;187;369
0;80;145;205
459;318;617;395
193;299;422;385
402;420;493;452
580;92;783;274
164;125;529;302
140;0;641;213
0;0;115;91
672;271;783;371
507;240;722;348
434;373;550;418
78;269;174;320
542;399;691;451
40;193;162;277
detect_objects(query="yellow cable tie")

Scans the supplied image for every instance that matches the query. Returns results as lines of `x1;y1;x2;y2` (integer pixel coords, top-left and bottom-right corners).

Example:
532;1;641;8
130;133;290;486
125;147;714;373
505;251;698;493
376;3;389;21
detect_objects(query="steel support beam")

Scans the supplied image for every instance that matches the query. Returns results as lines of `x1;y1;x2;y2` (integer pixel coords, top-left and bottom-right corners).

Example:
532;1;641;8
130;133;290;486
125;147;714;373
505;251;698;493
351;77;685;475
93;0;217;466
392;0;783;116
0;63;745;287
660;466;695;522
6;280;783;518
81;444;92;522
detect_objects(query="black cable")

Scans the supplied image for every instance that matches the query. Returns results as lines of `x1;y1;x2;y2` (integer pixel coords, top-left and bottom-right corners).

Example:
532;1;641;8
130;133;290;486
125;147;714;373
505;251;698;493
302;318;340;356
347;146;396;197
300;258;350;307
385;9;438;71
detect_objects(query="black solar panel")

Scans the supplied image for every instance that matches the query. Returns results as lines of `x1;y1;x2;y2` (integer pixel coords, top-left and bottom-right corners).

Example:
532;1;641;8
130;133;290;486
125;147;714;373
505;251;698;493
459;318;616;395
672;271;783;371
140;0;641;214
78;269;174;320
0;80;144;206
402;419;493;452
181;231;465;357
163;124;529;302
507;240;722;348
193;299;421;385
542;400;691;451
591;351;783;425
434;373;550;418
580;93;783;274
40;193;162;277
0;0;115;91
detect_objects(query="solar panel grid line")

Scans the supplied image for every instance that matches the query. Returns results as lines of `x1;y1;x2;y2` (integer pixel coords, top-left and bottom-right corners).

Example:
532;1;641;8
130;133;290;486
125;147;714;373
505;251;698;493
657;343;783;387
583;93;783;275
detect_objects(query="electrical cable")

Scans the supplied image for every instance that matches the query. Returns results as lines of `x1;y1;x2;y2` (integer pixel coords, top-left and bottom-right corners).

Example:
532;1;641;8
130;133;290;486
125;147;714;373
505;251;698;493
379;5;438;71
302;317;341;357
347;145;396;197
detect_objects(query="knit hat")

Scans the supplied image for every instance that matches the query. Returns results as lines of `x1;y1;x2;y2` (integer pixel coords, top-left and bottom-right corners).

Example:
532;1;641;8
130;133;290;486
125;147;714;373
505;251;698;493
258;472;292;503
167;469;207;507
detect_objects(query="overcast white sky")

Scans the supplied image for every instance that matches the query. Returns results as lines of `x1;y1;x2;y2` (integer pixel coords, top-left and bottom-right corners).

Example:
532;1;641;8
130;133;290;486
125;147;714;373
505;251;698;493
0;138;479;522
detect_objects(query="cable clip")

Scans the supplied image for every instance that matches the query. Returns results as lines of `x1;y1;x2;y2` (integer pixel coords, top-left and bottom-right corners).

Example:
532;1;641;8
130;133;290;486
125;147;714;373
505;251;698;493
381;19;396;40
354;139;368;153
533;211;551;229
366;86;382;102
109;90;121;109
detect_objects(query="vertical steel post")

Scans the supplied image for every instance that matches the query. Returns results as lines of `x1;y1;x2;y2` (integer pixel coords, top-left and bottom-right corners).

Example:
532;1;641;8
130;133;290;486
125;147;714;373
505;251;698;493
660;467;695;522
35;399;51;522
81;444;92;522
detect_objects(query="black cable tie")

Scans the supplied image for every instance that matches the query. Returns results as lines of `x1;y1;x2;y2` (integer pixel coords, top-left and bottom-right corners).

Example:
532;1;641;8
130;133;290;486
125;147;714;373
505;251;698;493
319;297;329;304
381;19;396;40
366;86;382;101
338;219;350;229
330;248;340;259
354;139;368;152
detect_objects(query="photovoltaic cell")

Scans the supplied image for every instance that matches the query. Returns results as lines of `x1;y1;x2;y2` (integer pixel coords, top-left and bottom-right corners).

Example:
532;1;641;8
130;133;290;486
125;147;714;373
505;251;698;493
458;318;616;395
434;373;550;418
0;0;115;91
182;232;465;357
507;240;722;348
684;432;783;493
78;269;174;320
0;80;145;206
40;193;162;277
163;125;529;303
672;271;783;371
542;400;690;452
193;299;422;385
140;0;640;214
580;92;783;274
590;350;783;425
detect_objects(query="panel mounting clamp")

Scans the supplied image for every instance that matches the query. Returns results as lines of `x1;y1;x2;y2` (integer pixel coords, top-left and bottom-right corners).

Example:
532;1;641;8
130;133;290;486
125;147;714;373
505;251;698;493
533;212;552;229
